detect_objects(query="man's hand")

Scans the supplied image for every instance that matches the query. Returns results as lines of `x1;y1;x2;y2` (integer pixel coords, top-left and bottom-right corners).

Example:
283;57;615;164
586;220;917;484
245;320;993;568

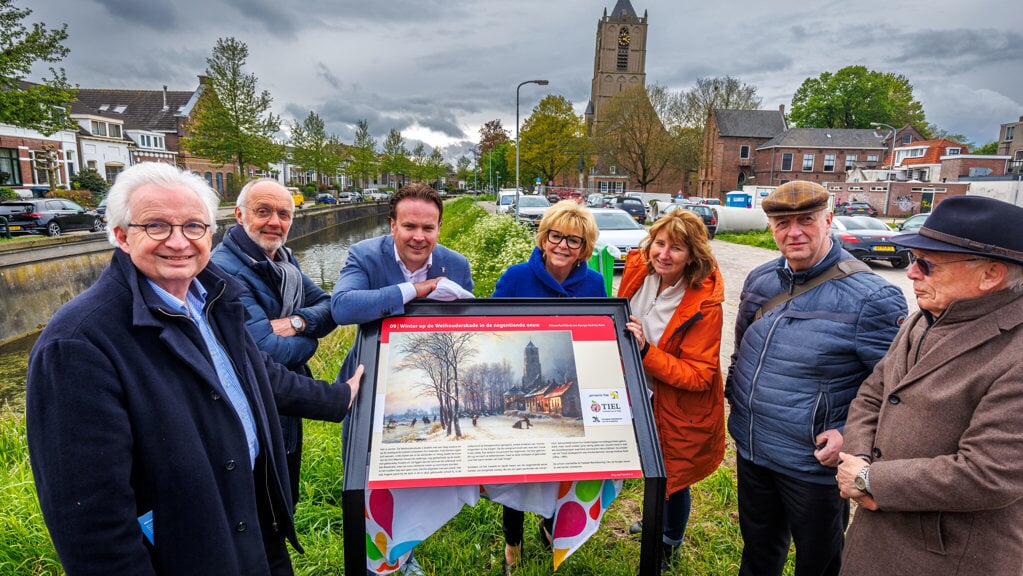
270;317;297;337
813;428;844;467
413;277;443;298
346;364;364;409
836;452;878;509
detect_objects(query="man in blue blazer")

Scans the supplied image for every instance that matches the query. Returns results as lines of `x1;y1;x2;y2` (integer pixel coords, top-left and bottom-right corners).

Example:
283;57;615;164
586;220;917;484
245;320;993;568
331;183;473;575
331;183;474;328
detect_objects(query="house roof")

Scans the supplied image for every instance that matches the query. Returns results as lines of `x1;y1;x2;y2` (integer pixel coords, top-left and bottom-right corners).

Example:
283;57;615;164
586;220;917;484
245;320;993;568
758;128;885;150
544;381;575;399
71;88;195;133
897;138;966;166
713;109;787;138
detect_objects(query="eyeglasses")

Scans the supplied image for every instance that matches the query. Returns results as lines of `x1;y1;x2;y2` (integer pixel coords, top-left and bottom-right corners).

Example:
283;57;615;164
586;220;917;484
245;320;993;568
545;230;584;250
909;253;984;276
244;205;293;221
128;221;210;240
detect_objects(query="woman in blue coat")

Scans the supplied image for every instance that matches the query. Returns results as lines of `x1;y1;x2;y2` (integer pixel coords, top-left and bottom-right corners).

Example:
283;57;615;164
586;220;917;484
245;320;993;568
492;200;606;572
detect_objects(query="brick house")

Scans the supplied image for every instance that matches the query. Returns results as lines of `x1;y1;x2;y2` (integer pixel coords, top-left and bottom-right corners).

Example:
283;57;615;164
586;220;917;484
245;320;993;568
996;115;1023;175
698;108;787;200
1;82;78;195
755;128;888;188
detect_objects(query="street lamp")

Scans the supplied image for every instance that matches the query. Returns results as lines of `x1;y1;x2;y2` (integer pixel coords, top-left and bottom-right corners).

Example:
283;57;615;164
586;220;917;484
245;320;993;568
516;79;549;220
870;122;897;171
871;122;897;217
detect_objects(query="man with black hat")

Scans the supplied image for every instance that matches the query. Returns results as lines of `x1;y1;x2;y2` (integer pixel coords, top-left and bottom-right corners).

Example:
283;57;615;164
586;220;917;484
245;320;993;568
727;180;907;576
836;195;1023;576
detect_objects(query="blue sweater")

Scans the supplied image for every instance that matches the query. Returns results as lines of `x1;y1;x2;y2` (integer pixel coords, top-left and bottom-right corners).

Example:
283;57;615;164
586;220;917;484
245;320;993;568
493;247;606;297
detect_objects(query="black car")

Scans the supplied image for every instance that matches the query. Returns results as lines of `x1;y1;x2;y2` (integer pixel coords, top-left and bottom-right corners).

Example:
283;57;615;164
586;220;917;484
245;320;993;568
606;196;647;224
0;198;103;237
831;215;910;268
683;204;718;239
835;201;879;217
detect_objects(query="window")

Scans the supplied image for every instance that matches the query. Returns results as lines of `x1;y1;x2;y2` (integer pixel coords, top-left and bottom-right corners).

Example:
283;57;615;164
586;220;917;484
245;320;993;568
204;172;213;187
946;147;961;156
845;155;857;171
32;150;53;185
609;165;616;175
866;154;879;163
91;120;107;137
823;154;836;172
154;136;164;149
216;173;224;193
105;165;122;183
902;134;912;144
870;186;887;191
1005;126;1015;140
87;160;97;170
109;124;122;138
739;145;750;159
617;27;630;71
139;135;150;148
802;154;815;171
781;153;793;171
0;148;23;186
849;186;863;191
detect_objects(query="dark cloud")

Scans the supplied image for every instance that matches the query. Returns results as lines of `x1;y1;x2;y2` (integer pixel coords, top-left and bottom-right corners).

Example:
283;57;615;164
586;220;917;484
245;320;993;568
223;0;302;39
315;62;341;90
93;0;181;29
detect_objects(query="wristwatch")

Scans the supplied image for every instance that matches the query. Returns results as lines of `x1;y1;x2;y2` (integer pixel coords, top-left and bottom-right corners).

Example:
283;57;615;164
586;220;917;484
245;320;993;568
289;315;305;332
854;465;872;494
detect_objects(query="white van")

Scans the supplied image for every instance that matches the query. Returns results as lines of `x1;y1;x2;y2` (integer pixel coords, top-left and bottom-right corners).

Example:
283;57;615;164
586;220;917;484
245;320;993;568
496;189;520;214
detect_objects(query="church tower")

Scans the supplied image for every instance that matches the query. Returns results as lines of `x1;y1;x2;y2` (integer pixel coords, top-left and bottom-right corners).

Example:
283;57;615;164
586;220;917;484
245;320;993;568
585;1;648;135
521;340;542;388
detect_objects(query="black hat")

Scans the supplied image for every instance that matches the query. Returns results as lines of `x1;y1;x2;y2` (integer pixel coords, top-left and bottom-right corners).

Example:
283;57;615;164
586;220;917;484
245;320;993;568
892;196;1023;265
762;181;830;216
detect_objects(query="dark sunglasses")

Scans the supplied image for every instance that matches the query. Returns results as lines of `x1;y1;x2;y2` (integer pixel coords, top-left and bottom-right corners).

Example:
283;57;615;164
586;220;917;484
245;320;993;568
909;253;984;276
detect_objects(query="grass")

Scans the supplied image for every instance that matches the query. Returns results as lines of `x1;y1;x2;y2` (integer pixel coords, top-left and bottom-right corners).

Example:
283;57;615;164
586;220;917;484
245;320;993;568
0;202;787;575
715;229;777;251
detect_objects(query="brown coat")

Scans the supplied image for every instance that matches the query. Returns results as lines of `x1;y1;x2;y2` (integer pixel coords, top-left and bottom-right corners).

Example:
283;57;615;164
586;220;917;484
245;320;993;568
841;287;1023;576
618;250;726;496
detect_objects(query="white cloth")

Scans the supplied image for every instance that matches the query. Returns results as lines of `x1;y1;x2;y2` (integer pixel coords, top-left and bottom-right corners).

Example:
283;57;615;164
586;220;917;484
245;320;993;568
425;278;475;301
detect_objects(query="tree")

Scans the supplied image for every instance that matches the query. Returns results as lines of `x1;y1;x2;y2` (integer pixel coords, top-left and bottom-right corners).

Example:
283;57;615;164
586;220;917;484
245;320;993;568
180;37;284;186
379;129;410;188
455;155;472;184
289;111;346;189
674;76;761;128
0;0;77;135
481;141;510;192
517;95;585;188
478;120;510;155
408;142;428;183
425;147;449;188
973;141;999;155
346;119;377;189
789;66;926;130
594;85;684;191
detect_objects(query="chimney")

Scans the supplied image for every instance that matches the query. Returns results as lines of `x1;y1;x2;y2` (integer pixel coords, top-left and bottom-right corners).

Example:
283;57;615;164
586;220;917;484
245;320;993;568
162;85;168;111
779;104;786;116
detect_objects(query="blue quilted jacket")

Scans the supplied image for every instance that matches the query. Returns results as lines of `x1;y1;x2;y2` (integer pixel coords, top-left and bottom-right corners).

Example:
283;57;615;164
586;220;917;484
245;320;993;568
725;242;907;484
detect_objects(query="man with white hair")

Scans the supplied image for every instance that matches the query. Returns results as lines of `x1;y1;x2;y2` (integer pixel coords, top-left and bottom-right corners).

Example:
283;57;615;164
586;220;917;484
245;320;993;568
212;178;337;505
26;162;362;575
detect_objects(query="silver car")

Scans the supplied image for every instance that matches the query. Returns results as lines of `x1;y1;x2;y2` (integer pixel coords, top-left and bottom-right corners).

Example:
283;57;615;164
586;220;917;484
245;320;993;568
590;207;648;269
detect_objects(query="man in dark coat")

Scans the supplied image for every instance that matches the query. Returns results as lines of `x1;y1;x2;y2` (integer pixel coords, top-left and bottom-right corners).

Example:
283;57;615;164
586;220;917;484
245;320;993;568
837;196;1023;576
211;178;337;504
26;162;362;576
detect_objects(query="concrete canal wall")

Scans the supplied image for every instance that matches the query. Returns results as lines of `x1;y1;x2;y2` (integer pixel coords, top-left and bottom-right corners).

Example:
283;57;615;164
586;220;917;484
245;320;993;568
0;202;388;345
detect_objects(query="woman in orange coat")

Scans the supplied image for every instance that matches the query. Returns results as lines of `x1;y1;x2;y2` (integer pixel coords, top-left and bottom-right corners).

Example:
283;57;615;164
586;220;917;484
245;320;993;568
618;209;726;572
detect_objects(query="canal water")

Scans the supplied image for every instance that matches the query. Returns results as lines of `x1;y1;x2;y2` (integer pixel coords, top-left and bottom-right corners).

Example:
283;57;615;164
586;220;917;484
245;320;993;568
0;214;390;411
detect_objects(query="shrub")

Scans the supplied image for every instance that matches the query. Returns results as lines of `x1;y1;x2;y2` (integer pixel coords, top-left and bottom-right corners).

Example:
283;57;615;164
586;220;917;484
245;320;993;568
439;197;533;296
46;188;93;206
0;187;16;201
70;168;109;196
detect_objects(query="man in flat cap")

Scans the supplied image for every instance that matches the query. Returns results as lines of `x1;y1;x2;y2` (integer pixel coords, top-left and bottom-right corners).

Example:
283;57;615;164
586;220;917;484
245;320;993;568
836;195;1023;576
726;180;907;576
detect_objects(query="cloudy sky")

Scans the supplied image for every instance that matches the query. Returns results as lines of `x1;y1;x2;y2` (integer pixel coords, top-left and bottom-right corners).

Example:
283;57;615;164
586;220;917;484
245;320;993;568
27;0;1023;162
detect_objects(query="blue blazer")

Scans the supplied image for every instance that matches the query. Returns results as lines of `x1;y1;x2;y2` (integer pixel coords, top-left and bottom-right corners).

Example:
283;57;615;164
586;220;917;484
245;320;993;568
330;234;474;326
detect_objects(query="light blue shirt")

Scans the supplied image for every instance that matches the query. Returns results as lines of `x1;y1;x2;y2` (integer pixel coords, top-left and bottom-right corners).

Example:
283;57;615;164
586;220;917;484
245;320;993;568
148;279;259;468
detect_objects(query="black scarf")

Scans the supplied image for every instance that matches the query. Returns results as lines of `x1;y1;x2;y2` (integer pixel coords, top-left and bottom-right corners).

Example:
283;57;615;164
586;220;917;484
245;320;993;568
227;225;304;316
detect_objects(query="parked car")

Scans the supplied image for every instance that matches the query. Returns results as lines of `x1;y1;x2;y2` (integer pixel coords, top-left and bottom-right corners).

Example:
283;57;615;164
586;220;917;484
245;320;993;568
591;207;648;269
511;195;552;227
585;193;604;207
545;192;560;204
835;201;878;217
896;212;929;232
316;193;337;205
831;215;910;268
702;197;722;206
287;187;305;209
0;198;103;237
683;204;718;239
496;189;519;214
96;197;108;229
605;196;647;224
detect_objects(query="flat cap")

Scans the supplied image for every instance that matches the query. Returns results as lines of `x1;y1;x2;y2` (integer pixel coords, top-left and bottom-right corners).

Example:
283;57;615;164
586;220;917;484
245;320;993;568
762;181;830;216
